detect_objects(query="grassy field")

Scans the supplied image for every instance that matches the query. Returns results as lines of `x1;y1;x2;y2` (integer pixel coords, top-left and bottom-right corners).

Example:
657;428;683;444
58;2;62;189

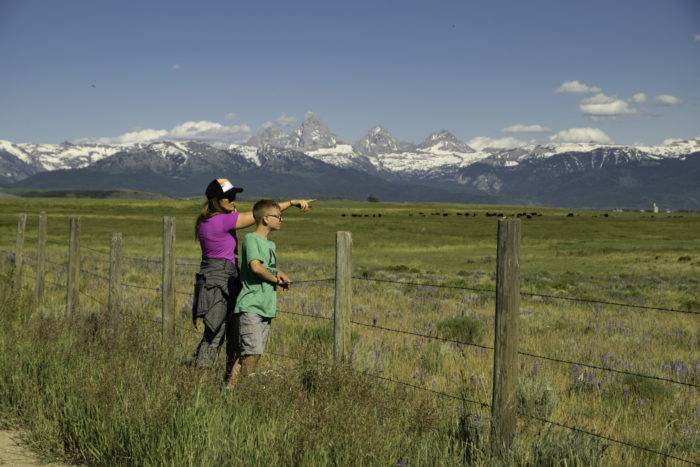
0;197;698;465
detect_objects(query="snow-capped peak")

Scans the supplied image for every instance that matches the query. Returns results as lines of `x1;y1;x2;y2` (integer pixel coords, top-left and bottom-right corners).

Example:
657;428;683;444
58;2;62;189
417;130;475;154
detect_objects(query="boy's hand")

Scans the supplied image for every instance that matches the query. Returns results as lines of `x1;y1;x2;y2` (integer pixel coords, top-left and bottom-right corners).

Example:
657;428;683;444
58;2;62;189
292;199;315;212
276;271;291;290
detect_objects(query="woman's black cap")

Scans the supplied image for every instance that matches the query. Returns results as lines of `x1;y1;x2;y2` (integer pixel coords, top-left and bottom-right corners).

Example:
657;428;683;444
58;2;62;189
205;178;244;199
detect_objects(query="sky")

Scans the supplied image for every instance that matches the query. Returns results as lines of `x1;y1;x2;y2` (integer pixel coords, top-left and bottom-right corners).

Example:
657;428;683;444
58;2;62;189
1;0;699;148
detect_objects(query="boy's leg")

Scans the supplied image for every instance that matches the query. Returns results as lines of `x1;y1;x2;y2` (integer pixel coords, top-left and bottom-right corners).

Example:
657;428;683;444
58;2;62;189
226;312;268;387
239;317;271;376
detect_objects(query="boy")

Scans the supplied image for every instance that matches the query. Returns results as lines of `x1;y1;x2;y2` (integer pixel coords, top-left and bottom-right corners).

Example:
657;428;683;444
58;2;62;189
226;199;292;387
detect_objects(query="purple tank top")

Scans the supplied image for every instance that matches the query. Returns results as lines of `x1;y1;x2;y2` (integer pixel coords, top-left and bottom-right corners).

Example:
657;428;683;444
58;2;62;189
198;212;240;264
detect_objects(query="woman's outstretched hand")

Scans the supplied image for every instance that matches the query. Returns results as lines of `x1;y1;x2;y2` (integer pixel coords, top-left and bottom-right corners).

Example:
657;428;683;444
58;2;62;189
292;199;315;212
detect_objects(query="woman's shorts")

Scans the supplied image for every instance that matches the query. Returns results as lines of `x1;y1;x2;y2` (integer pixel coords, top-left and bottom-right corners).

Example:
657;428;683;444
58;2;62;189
237;312;272;355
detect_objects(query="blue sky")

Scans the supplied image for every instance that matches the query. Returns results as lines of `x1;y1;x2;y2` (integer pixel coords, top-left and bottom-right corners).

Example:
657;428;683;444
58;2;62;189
1;0;698;147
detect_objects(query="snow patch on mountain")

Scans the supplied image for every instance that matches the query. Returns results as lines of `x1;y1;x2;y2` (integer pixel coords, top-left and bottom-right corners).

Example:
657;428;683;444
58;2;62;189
0;140;32;163
229;144;261;166
14;142;125;170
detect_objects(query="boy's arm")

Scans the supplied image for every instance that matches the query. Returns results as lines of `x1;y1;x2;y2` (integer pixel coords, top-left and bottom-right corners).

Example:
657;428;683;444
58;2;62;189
250;260;280;285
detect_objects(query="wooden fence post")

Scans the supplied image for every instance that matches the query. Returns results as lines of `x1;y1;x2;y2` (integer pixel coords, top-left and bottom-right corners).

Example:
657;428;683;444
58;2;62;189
490;218;521;453
333;231;352;362
35;212;47;305
13;213;27;290
161;216;176;342
66;217;81;316
108;232;123;335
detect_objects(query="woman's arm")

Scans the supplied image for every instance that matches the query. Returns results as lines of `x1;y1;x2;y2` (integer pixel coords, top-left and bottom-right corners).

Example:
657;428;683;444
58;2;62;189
235;211;256;229
279;199;314;212
235;199;314;230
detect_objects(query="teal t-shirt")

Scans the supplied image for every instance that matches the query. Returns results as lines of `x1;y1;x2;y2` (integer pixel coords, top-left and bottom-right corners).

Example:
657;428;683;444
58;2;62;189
235;233;277;318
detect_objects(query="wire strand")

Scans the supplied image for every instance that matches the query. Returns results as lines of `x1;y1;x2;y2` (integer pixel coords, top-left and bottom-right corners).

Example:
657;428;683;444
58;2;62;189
518;350;699;388
354;276;496;294
521;412;698;465
350;319;494;352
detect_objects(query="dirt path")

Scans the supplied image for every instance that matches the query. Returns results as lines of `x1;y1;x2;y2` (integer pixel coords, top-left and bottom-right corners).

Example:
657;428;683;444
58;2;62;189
0;430;68;466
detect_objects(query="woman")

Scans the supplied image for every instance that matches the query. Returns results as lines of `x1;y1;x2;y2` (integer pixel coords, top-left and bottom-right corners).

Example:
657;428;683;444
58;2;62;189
191;178;311;370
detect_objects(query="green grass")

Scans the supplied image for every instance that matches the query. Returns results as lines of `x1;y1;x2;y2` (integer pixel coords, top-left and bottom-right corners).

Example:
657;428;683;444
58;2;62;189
0;197;698;465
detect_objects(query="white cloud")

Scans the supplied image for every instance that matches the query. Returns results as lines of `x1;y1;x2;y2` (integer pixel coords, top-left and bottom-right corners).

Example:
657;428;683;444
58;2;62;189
654;94;682;106
630;92;647;103
467;136;527;150
501;124;551;133
579;93;636;116
93;129;168;145
275;113;297;126
554;80;602;94
695;33;700;42
84;120;252;145
225;112;237;121
550;127;613;144
662;138;683;145
172;64;181;70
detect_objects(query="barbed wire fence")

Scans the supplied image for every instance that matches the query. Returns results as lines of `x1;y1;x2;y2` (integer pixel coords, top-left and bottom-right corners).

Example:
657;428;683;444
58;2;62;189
2;213;698;465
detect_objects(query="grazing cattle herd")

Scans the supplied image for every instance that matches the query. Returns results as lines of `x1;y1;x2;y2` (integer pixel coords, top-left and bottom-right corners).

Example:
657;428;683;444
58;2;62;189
339;210;678;219
341;211;547;218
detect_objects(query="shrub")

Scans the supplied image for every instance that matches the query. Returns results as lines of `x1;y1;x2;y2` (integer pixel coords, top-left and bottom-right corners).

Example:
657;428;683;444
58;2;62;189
367;195;380;203
437;315;484;345
518;377;557;418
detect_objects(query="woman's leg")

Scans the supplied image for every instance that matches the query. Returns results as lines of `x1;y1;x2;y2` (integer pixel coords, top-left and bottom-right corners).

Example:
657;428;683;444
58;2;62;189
194;322;226;368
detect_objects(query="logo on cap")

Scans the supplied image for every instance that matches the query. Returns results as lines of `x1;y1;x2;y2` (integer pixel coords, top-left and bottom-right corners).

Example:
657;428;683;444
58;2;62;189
217;178;234;193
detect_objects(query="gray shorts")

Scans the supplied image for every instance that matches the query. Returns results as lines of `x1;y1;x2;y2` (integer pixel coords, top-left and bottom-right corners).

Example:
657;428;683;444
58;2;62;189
237;312;272;355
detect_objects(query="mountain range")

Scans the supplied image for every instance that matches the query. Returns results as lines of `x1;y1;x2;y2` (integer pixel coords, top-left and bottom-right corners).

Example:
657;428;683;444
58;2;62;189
2;112;699;209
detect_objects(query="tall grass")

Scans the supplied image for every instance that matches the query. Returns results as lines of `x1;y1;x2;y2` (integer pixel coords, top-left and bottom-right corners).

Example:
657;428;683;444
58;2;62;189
0;198;697;465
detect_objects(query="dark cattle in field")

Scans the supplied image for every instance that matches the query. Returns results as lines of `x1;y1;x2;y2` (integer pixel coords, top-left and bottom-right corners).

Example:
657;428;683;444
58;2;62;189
341;214;346;217
567;213;574;217
443;213;448;217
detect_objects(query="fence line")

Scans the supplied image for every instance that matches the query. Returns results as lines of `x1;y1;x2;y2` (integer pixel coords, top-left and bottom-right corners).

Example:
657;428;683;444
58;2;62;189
267;351;696;465
268;351;492;409
80;267;109;282
355;276;698;316
5;213;698;464
350;319;494;352
517;349;699;389
79;289;105;306
354;275;496;294
521;412;698;465
277;309;333;321
519;290;699;316
122;282;160;292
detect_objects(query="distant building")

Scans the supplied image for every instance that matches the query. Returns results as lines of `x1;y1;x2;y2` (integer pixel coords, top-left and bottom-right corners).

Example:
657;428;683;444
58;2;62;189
653;202;659;214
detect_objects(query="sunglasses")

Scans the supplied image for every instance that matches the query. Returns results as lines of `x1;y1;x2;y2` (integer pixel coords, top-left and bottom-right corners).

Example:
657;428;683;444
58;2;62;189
221;194;237;202
266;214;283;221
